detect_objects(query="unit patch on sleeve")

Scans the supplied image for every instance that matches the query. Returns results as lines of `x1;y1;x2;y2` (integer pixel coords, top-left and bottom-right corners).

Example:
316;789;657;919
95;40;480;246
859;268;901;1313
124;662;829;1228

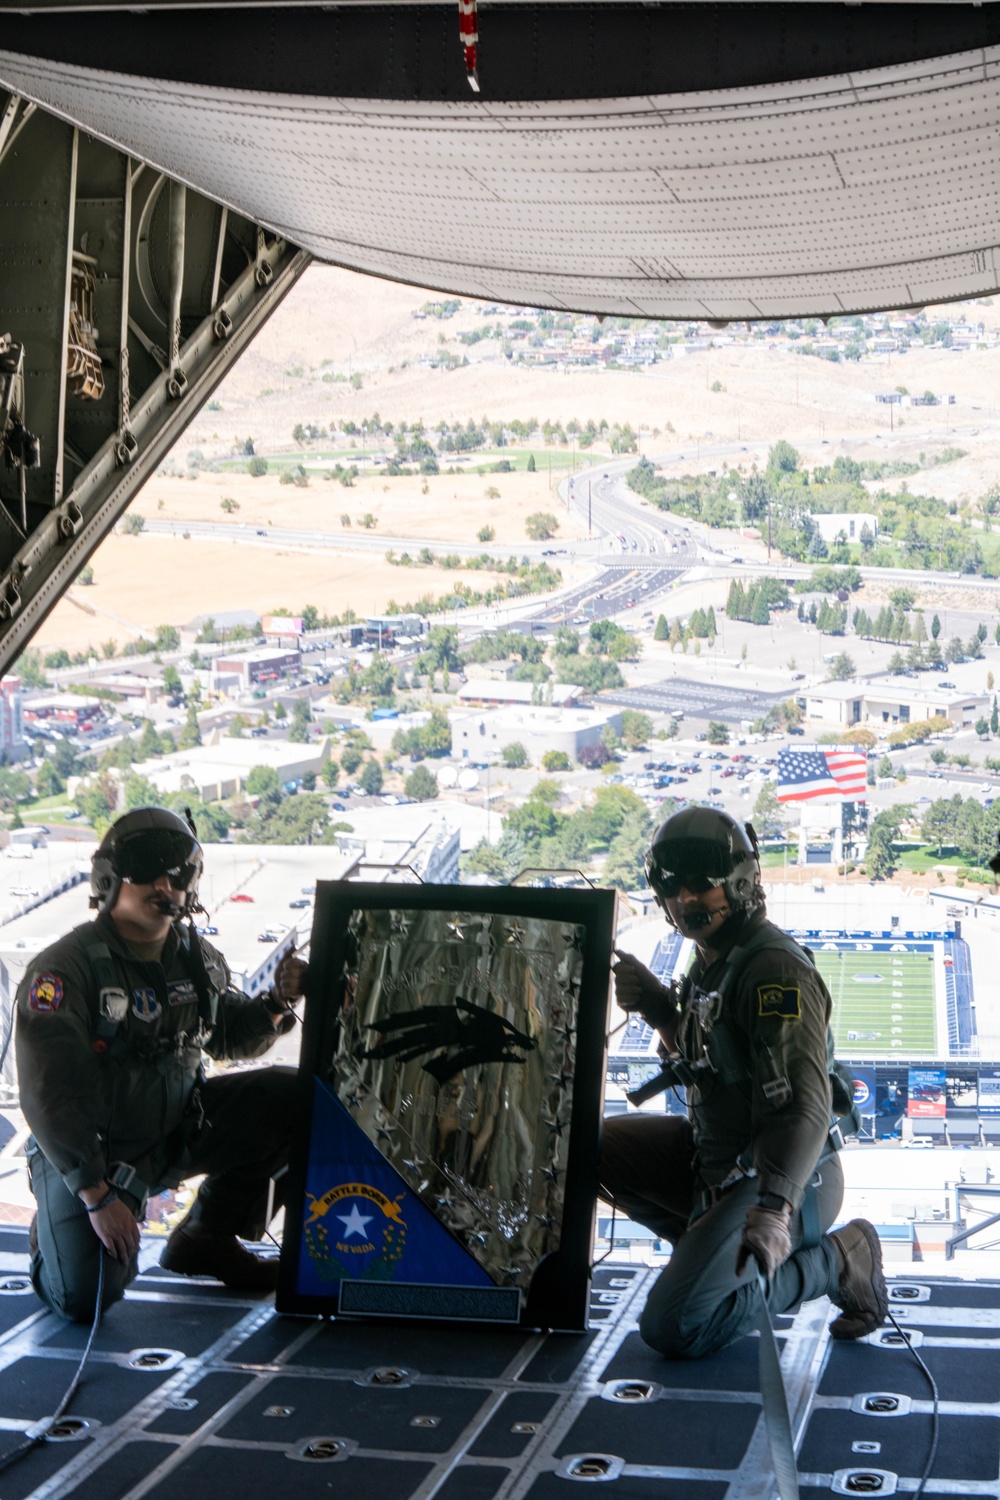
167;979;197;1009
28;974;64;1014
756;983;801;1020
131;988;161;1023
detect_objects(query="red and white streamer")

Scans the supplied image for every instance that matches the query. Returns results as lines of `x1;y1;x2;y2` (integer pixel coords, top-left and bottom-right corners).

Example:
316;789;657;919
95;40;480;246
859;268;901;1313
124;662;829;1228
458;0;479;91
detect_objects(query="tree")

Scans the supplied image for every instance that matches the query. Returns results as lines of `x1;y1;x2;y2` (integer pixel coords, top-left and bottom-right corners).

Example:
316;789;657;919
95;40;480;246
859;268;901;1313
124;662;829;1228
525;512;559;541
753;779;786;839
162;664;182;697
178;703;201;750
654;614;669;641
578;742;610;769
477;525;495;542
405;764;438;800
922;795;961;855
341;743;363;775
931;614;942;640
122;513;145;535
826;652;856;681
620;710;653;750
542;750;571;771
865;825;897;881
706;721;729;744
34;760;65;798
228;713;247;740
766;439;800;477
976;717;991;738
526;454;536;472
247;456;269;477
246;765;282;804
501;741;528;768
359;758;384;794
155;624;180;652
137;719;164;759
287;700;311;743
992;697;999;737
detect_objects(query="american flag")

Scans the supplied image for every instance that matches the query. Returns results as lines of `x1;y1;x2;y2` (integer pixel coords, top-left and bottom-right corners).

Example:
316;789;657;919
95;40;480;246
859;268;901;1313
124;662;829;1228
777;747;868;802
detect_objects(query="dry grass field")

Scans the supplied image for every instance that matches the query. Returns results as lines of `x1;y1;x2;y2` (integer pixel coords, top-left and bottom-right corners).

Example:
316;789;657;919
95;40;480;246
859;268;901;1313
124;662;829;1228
29;262;1000;653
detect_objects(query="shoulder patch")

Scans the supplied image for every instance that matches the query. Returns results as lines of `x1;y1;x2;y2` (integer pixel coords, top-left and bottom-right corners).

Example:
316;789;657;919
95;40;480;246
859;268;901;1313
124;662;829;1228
28;974;64;1014
756;983;801;1020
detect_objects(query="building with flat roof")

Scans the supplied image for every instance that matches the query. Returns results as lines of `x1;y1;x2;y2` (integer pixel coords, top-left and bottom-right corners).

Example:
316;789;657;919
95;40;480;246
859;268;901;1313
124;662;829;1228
456;681;585;709
451;705;621;765
213;647;300;689
69;736;331;805
801;682;986;729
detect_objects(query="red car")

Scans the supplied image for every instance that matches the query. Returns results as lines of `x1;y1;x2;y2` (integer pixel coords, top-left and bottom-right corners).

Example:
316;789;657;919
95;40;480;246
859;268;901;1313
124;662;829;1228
229;893;255;903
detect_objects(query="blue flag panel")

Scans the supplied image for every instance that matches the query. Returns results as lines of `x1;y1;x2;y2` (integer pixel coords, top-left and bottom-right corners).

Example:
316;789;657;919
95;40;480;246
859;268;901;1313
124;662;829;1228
296;1077;495;1298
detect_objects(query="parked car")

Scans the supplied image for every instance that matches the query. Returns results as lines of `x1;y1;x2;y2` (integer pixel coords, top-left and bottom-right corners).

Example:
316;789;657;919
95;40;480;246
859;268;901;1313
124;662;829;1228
230;893;254;903
289;898;311;909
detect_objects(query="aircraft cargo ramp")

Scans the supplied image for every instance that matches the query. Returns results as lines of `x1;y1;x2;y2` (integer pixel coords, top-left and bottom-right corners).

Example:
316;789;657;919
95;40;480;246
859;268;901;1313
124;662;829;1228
0;1227;995;1499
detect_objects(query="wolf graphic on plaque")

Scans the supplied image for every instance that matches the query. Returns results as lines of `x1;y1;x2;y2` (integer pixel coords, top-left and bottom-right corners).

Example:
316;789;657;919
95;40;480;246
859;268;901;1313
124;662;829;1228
300;906;585;1294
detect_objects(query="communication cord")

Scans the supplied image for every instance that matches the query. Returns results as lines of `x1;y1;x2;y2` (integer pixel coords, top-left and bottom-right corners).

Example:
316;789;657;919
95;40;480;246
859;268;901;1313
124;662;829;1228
0;1251;105;1477
885;1307;939;1499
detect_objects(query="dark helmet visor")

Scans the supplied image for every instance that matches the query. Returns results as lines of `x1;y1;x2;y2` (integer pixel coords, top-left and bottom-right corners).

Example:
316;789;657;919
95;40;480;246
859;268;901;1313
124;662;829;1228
117;828;202;890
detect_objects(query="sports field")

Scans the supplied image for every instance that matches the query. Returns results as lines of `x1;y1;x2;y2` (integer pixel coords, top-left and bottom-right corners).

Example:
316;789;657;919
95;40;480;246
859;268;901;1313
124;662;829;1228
814;948;939;1057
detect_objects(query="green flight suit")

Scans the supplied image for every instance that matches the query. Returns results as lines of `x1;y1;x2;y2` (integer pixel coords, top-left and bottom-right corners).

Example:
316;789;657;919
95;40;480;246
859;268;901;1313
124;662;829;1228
600;909;846;1358
16;911;297;1322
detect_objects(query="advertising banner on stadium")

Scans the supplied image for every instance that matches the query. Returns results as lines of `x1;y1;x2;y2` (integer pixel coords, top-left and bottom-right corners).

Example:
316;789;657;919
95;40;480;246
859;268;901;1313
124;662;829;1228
907;1067;946;1118
850;1067;877;1116
978;1069;1000;1115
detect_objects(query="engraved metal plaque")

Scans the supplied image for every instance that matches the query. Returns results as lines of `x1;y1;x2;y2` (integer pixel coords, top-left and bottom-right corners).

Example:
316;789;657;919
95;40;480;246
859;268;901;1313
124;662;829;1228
279;882;617;1328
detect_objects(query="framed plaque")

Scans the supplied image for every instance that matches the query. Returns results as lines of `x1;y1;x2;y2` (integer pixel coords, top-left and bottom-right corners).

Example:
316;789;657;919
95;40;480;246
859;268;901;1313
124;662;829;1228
277;881;617;1329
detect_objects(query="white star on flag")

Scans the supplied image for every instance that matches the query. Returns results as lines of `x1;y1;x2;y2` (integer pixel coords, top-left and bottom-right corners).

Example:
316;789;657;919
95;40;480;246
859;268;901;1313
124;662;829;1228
337;1203;374;1239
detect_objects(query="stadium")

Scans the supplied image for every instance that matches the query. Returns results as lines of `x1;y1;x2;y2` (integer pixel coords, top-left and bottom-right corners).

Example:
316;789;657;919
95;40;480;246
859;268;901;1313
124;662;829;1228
607;880;997;1149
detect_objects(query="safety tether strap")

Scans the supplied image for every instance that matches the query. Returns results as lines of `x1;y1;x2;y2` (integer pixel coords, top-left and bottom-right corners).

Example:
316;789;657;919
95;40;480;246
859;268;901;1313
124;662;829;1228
755;1273;799;1500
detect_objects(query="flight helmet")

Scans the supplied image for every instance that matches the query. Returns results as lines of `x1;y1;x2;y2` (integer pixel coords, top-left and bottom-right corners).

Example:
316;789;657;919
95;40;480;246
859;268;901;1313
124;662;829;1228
90;806;203;915
645;805;762;917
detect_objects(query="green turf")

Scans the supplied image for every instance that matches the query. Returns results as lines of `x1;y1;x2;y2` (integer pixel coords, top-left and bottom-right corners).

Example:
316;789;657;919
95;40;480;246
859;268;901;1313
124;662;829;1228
813;948;939;1057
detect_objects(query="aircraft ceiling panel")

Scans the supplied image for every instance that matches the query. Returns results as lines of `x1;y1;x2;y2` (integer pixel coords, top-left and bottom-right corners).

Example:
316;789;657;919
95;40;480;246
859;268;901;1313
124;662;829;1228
1;40;999;317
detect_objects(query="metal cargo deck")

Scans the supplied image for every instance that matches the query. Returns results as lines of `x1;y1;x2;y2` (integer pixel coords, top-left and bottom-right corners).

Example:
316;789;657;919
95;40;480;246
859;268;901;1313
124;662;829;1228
0;1230;995;1499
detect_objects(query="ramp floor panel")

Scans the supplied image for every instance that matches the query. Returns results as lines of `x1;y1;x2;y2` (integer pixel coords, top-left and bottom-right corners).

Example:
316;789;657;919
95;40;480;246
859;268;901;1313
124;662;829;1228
0;1231;994;1500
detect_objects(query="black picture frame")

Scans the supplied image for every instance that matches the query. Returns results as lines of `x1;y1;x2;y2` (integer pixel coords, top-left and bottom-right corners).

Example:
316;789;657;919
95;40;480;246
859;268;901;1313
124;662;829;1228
277;880;617;1330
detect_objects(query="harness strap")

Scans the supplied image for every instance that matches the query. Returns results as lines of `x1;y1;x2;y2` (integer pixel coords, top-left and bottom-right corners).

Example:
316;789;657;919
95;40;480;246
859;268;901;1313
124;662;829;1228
755;1272;800;1500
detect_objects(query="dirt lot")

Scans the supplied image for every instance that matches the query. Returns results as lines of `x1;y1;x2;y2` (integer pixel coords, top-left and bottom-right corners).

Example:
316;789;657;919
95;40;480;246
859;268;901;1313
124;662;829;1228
135;468;589;548
35;534;585;655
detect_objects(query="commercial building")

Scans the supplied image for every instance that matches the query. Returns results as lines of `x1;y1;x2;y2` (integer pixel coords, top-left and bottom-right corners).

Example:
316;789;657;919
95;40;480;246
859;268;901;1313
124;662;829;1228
456;680;585;709
0;677;24;759
801;682;987;729
23;692;103;730
69;736;331;806
365;614;425;647
212;647;300;689
451;704;621;765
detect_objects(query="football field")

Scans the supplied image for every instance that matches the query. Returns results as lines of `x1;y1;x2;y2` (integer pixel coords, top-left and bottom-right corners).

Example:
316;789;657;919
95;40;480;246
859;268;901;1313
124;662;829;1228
813;948;939;1057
